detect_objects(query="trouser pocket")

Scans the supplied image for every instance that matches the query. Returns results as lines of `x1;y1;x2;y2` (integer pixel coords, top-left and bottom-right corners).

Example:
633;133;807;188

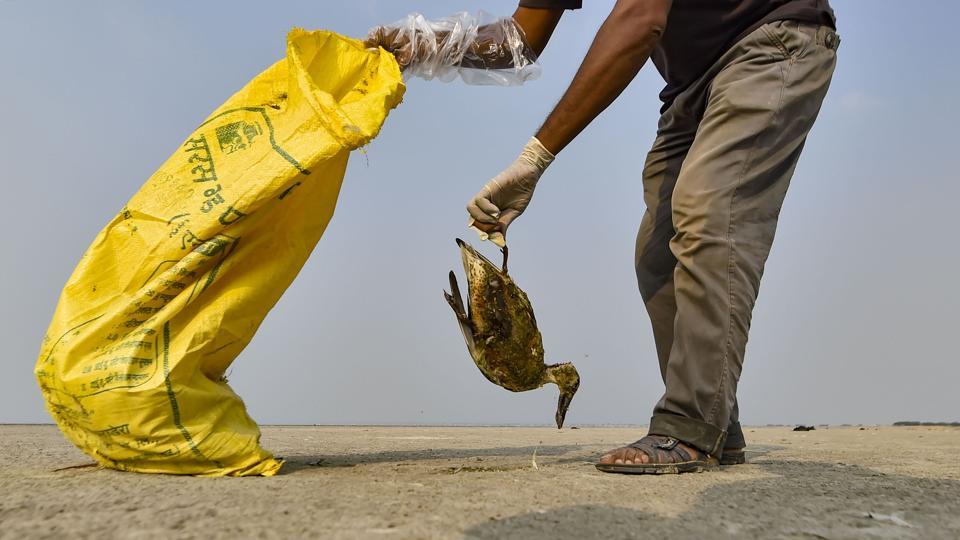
762;20;840;61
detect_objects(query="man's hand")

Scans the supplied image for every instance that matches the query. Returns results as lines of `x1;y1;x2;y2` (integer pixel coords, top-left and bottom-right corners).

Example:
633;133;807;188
467;137;555;247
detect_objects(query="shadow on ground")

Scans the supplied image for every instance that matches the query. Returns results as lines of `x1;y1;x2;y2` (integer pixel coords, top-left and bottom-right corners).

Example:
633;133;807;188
280;443;782;473
280;444;589;472
462;460;960;539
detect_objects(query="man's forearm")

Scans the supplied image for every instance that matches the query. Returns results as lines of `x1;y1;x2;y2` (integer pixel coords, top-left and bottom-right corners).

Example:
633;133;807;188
536;0;672;155
367;9;563;73
460;8;563;71
512;7;566;56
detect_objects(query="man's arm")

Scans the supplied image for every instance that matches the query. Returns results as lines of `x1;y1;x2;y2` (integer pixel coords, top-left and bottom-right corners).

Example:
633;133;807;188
466;0;672;243
536;0;672;154
511;7;566;56
365;6;566;73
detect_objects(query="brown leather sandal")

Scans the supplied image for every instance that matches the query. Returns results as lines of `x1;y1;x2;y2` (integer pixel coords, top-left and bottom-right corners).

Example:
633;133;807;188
595;435;719;475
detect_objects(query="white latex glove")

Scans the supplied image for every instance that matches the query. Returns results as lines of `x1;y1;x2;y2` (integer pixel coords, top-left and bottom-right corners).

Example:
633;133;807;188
467;137;555;247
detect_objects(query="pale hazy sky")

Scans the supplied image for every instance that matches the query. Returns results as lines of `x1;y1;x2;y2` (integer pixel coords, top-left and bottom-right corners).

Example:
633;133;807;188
1;1;957;427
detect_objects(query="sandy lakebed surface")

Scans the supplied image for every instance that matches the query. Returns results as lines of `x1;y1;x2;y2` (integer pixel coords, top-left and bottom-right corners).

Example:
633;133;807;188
1;425;959;539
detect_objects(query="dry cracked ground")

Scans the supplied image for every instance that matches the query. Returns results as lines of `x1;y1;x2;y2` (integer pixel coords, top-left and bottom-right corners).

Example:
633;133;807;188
1;425;959;539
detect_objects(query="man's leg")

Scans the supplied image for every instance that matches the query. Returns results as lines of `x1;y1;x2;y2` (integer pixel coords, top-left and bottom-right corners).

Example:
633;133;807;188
598;21;838;471
635;107;748;460
635;110;695;381
649;21;839;456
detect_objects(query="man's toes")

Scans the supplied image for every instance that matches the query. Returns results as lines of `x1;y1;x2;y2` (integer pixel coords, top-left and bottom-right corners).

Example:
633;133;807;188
627;448;654;464
599;449;623;465
599;445;654;465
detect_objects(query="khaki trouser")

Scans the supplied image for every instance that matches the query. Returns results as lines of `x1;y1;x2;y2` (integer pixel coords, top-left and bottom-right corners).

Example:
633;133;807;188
637;21;840;456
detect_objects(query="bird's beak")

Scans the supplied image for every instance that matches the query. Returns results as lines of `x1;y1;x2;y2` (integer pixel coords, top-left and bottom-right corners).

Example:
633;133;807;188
555;392;574;429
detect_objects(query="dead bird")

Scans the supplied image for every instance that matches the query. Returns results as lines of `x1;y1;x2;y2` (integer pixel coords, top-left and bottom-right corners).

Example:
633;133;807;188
444;239;580;428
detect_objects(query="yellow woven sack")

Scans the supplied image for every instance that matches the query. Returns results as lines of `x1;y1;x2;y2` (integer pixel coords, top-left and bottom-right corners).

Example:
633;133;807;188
34;29;404;476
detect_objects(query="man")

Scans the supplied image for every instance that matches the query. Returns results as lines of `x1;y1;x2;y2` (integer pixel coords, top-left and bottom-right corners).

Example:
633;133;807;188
370;0;838;474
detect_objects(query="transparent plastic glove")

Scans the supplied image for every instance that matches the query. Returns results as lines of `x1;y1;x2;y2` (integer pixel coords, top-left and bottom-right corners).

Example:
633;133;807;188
364;11;541;86
467;137;555;247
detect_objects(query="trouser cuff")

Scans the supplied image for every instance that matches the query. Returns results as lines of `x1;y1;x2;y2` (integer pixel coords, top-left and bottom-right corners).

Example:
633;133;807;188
649;413;726;456
724;422;746;449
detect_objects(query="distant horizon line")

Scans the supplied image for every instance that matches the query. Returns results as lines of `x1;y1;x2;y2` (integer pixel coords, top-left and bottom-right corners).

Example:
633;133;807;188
3;421;957;428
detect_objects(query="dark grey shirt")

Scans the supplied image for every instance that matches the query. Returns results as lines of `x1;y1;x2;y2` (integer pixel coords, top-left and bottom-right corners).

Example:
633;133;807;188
518;0;836;108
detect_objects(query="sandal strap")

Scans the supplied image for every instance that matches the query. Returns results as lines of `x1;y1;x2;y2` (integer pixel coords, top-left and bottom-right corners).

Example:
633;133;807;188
655;437;679;451
626;435;698;464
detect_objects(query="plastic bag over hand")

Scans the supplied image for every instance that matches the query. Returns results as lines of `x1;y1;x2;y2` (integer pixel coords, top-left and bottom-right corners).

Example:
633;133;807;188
365;11;541;86
34;29;404;476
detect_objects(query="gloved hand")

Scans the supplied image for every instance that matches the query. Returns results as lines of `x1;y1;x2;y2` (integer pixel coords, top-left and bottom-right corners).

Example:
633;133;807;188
467;137;555;247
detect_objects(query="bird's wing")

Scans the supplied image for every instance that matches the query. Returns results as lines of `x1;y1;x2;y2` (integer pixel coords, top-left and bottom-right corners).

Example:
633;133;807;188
444;271;477;355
